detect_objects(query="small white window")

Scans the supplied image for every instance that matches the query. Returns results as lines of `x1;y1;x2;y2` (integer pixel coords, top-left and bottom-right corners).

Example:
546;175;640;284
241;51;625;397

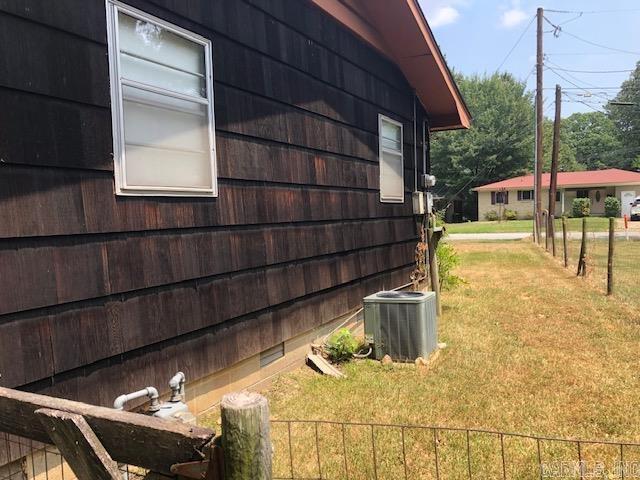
106;1;217;196
378;115;404;203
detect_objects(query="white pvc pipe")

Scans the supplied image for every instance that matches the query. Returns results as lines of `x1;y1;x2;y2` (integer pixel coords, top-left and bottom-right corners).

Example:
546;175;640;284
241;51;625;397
113;386;160;411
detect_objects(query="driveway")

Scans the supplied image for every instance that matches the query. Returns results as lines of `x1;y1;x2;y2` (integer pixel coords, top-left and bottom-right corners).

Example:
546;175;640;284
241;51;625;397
448;231;640;241
447;232;531;241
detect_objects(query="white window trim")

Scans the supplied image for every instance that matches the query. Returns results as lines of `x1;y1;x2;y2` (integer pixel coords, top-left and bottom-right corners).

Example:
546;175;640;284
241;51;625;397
378;114;405;203
106;0;218;197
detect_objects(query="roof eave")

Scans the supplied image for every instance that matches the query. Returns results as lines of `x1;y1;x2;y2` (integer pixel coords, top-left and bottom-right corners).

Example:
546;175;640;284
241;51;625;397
308;0;471;131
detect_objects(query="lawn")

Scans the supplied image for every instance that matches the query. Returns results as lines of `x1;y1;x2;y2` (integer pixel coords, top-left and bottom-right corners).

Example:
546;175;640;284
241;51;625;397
445;217;611;234
202;241;640;479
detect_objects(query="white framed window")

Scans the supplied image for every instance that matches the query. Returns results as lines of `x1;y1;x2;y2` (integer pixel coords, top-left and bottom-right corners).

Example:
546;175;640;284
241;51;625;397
378;114;404;203
106;0;217;196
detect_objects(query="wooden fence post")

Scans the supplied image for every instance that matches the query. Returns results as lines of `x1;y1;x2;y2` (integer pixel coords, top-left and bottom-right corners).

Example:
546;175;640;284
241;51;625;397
543;211;549;251
221;392;272;480
550;215;556;257
427;214;442;316
562;217;568;268
607;217;615;295
577;217;587;277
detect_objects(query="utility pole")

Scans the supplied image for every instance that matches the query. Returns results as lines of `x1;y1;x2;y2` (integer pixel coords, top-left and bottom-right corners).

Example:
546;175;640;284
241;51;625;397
548;84;561;255
535;7;544;244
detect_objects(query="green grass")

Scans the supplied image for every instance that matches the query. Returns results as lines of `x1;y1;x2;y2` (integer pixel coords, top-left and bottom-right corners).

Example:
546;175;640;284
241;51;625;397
445;217;611;234
202;241;640;479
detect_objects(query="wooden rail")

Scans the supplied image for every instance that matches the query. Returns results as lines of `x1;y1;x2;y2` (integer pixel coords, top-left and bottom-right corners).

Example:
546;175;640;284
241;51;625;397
0;387;215;475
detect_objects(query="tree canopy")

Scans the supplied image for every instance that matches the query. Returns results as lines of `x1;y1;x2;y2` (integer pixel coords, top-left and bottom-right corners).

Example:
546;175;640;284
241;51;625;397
432;66;640;219
430;73;533;218
607;61;640;168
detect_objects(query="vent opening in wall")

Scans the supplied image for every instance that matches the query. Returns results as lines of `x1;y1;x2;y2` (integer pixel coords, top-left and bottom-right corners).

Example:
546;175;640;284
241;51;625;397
260;343;285;368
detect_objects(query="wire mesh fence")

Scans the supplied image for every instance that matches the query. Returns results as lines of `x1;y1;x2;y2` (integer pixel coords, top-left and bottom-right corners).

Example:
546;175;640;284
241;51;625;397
271;420;640;480
538;217;639;306
3;417;640;479
0;433;148;480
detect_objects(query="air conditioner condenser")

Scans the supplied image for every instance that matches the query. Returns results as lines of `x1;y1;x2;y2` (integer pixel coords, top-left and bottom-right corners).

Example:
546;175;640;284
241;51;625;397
363;291;437;362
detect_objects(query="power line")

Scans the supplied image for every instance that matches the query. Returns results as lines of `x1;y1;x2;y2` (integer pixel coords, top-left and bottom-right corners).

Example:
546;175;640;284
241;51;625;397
543;17;640;55
545;8;640;15
543;87;620;90
563;92;607;113
545;66;634;74
545;66;612;102
546;52;640;57
544;60;601;89
495;14;536;72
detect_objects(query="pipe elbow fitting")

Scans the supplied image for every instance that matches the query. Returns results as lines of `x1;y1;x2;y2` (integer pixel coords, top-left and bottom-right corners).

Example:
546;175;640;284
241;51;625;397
113;387;160;412
168;372;186;402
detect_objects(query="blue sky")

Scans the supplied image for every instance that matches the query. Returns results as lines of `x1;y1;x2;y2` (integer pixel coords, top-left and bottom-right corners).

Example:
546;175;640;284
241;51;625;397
418;0;640;117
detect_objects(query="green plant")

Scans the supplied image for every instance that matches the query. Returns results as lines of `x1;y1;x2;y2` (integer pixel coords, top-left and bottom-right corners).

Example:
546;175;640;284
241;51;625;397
604;196;621;217
325;328;360;363
436;242;464;290
484;210;499;221
503;209;518;221
572;198;591;218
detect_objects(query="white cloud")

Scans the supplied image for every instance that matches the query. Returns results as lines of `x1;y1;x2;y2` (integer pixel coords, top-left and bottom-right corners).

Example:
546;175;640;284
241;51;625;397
430;6;461;27
501;8;528;28
420;0;469;28
500;1;528;28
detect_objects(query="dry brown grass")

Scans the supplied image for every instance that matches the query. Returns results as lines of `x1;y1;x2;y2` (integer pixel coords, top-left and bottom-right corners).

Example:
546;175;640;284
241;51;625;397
203;241;640;478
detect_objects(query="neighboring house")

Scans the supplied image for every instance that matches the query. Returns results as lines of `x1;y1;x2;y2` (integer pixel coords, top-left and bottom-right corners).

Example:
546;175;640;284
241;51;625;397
474;169;640;220
0;0;469;429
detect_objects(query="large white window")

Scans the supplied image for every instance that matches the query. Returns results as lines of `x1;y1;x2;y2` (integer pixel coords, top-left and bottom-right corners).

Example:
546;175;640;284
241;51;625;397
106;1;217;196
378;115;404;203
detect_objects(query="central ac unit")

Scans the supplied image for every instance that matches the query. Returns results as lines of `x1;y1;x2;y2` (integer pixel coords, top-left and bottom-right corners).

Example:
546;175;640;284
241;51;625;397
363;291;437;362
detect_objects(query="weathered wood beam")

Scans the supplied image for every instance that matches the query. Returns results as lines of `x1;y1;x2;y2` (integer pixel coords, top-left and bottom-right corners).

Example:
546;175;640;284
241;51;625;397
35;408;121;480
0;387;215;474
221;392;272;480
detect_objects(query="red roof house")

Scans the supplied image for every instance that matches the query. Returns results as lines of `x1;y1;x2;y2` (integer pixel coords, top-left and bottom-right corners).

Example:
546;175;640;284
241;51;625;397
473;169;640;219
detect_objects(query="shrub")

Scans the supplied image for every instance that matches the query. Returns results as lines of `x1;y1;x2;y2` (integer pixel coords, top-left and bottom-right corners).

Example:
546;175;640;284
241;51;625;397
436;242;464;290
484;210;499;221
604;196;621;217
503;209;518;221
325;328;360;363
572;198;591;218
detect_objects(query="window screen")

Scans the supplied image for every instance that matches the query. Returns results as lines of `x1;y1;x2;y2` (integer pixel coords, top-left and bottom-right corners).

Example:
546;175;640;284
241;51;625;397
378;115;404;203
107;1;217;196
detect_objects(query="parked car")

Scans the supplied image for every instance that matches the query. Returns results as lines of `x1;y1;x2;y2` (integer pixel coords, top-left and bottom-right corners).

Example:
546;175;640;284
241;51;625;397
631;197;640;221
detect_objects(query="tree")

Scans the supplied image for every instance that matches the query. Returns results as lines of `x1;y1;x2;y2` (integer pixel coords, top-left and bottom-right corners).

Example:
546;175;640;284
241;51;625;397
562;112;624;170
541;118;583;172
607;61;640;168
431;73;534;220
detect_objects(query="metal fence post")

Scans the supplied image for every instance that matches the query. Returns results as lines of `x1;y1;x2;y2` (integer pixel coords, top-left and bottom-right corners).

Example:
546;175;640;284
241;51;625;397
607;217;615;295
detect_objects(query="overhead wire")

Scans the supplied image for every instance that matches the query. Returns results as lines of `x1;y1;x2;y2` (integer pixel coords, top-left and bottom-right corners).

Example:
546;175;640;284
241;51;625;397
543;16;640;55
545;8;640;15
495;14;536;72
544;66;634;74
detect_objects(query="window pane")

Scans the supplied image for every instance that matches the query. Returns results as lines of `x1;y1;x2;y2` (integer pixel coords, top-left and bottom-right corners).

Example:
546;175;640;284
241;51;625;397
122;86;211;189
119;12;205;97
380;151;404;200
123;86;209;152
125;146;212;189
381;120;402;151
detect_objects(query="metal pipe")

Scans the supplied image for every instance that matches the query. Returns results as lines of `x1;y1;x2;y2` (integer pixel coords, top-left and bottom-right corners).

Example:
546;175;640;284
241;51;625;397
168;372;186;402
113;387;160;412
